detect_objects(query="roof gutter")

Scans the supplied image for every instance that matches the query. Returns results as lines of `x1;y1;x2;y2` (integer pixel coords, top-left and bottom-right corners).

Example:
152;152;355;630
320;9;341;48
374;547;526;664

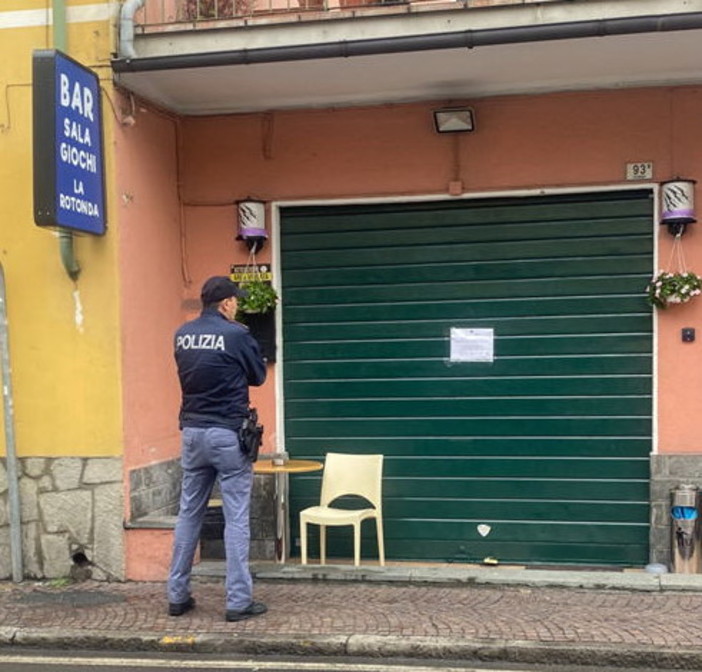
114;11;702;72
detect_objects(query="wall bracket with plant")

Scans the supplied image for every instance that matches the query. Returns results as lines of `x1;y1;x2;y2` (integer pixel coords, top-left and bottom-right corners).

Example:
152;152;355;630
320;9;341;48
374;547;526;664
234;254;278;361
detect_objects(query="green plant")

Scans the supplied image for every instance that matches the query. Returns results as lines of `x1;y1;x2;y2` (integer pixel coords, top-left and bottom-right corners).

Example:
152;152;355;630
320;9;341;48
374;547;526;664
646;270;702;309
237;280;278;315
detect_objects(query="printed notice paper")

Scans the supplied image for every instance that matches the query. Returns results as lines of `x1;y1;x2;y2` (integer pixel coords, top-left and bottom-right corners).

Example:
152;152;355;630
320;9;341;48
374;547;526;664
450;328;494;362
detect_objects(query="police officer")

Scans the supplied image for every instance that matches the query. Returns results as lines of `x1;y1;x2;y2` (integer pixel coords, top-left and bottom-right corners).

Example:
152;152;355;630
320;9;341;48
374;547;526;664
167;276;267;622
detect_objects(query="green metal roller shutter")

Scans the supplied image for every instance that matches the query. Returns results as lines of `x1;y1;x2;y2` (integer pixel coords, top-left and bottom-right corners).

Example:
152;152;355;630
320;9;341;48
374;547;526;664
281;190;653;566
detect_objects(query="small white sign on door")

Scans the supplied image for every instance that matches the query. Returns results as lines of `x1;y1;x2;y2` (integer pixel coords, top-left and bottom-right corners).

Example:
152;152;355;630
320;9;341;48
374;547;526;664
450;328;494;362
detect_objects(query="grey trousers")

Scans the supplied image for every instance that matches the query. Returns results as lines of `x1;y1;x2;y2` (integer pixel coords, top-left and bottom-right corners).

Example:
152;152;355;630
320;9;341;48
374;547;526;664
167;426;254;611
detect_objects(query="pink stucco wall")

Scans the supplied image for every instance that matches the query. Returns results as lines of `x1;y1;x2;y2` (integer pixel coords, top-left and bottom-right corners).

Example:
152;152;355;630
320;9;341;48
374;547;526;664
118;85;702;577
117;105;184;479
122;85;702;465
655;89;702;453
174;88;702;456
179;89;671;198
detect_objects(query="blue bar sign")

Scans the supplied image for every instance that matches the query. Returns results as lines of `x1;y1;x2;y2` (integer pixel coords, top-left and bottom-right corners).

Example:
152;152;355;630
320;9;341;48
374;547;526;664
33;50;106;235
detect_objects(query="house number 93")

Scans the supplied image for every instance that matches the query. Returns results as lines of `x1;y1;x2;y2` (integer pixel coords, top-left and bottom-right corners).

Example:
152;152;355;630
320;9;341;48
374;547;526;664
626;162;653;180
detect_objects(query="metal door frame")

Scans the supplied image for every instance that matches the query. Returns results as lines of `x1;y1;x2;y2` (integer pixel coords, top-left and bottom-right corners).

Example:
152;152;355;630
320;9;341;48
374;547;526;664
272;182;659;458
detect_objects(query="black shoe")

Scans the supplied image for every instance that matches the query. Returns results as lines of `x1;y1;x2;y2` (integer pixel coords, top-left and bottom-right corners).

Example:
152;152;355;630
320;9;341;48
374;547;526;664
168;596;195;617
225;601;268;622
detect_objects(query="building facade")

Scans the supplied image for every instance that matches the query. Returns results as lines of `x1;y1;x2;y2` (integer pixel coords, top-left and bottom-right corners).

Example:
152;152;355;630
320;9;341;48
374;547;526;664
2;0;702;579
0;1;125;580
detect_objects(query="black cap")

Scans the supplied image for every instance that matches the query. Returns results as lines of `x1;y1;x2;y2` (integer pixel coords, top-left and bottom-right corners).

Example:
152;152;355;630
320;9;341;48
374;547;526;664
200;276;248;305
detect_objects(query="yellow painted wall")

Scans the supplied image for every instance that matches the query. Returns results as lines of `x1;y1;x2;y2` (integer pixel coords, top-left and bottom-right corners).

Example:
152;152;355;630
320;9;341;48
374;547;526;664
0;1;122;457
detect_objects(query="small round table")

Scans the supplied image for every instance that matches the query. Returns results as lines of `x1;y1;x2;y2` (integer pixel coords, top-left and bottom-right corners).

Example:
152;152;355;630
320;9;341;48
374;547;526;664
254;458;323;563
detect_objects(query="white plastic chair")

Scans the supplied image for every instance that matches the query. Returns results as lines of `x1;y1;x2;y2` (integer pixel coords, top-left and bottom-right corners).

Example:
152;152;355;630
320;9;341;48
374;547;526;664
300;453;384;566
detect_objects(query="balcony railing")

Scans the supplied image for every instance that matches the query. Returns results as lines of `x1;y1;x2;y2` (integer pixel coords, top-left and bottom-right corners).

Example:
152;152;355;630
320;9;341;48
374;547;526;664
134;0;560;32
135;0;468;30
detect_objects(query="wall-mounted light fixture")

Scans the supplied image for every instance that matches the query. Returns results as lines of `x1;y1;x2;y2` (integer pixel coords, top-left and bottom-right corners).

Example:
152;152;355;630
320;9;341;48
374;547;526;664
661;179;697;236
433;108;476;134
236;199;268;252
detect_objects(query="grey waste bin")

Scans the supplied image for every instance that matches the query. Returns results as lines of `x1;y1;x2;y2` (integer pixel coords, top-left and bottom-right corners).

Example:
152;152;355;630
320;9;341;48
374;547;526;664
671;484;701;574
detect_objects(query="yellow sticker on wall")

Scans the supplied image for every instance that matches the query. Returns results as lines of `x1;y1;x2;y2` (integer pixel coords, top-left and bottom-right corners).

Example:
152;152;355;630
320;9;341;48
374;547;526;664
230;264;272;282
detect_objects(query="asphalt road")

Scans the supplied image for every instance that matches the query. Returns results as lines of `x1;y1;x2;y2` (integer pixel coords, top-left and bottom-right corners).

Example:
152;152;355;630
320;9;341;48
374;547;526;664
0;650;686;672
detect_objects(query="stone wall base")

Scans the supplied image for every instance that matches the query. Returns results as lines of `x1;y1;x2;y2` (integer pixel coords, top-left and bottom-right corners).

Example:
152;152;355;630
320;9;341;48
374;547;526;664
10;452;684;578
128;458;276;562
0;457;124;581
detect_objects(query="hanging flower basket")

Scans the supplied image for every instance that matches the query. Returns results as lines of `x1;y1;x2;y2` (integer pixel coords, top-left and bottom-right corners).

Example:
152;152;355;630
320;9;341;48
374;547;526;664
237;279;278;315
646;270;702;309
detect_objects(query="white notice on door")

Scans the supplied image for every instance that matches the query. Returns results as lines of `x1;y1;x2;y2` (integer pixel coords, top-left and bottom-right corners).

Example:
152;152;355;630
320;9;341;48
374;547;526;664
450;328;494;362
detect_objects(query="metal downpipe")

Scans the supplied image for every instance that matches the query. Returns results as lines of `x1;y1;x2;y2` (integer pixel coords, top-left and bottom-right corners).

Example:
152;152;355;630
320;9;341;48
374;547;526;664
53;0;82;281
52;0;65;46
59;230;81;281
120;0;147;59
0;264;23;582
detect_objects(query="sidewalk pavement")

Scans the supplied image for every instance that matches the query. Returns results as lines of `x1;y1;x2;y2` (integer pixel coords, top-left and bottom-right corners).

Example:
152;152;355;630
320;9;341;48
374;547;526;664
3;561;702;668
